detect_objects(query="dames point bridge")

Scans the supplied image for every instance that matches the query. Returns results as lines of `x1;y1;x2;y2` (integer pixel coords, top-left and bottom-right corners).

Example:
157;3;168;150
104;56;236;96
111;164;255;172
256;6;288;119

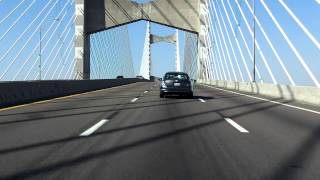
0;0;320;179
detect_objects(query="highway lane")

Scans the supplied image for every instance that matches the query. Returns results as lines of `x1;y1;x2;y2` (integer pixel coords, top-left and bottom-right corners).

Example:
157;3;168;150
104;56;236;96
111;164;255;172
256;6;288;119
0;82;320;179
0;82;152;179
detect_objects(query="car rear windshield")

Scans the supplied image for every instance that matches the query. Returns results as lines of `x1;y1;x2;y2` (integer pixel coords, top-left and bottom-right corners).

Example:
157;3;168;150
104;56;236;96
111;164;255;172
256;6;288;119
164;73;189;80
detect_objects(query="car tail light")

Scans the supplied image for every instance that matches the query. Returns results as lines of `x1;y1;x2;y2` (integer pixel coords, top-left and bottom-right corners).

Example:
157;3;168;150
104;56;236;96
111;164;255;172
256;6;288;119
161;81;167;88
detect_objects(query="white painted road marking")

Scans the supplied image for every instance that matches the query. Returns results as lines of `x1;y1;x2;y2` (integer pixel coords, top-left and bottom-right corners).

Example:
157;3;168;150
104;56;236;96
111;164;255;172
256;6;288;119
198;98;206;103
131;98;139;102
203;85;320;115
224;118;249;133
80;119;109;136
144;91;149;93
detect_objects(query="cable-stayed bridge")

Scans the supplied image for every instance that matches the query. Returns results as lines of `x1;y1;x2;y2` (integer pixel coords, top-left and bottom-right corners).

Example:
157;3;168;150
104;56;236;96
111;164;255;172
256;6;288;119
0;0;320;179
139;22;181;79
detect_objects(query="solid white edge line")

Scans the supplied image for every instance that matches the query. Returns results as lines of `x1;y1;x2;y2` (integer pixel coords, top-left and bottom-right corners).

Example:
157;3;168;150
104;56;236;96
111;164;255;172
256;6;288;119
198;98;206;103
80;119;109;136
224;118;249;133
131;98;138;102
203;84;320;115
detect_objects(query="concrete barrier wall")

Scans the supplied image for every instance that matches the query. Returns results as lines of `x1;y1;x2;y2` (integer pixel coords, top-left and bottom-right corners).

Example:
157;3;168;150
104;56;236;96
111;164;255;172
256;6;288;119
0;78;147;108
198;79;320;106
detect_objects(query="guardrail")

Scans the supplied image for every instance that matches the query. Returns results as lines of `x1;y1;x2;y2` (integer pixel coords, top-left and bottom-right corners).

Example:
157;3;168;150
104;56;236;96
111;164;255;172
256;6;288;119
0;78;148;108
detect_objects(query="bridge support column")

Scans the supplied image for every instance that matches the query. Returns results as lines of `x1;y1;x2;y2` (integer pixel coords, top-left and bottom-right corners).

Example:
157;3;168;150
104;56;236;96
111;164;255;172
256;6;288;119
75;0;84;79
148;22;151;79
198;0;210;79
176;30;181;72
83;34;91;80
75;0;105;80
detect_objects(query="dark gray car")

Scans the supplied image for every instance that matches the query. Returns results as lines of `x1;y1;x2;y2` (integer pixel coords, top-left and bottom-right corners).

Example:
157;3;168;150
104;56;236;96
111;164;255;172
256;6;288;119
160;72;193;98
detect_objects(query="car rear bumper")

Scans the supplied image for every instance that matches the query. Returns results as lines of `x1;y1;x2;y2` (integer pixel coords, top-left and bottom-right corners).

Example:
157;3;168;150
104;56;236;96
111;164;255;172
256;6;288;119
160;87;192;94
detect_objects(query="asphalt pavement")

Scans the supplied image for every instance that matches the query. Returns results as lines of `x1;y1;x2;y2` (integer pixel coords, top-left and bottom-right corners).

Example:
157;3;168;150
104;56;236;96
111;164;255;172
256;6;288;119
0;82;320;180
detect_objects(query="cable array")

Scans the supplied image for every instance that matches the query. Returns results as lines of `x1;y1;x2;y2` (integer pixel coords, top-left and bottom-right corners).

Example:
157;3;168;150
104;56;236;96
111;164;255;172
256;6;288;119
183;32;198;80
90;25;135;79
0;0;76;81
184;0;320;87
139;22;151;80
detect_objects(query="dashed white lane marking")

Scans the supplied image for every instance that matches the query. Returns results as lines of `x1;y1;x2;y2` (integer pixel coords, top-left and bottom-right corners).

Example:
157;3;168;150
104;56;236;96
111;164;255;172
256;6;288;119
80;119;109;136
198;98;206;103
144;91;149;93
203;85;320;115
131;98;139;103
224;118;249;133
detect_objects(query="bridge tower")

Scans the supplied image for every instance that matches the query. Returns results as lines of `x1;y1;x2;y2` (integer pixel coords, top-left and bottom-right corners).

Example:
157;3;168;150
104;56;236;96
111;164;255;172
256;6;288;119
76;0;204;80
139;22;181;79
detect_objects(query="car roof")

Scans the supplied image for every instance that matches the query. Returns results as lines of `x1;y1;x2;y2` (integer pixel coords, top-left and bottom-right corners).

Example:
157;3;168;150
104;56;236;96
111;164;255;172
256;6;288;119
165;72;188;75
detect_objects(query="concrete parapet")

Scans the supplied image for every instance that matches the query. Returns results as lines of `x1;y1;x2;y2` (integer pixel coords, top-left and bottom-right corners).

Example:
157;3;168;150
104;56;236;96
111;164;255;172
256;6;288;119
0;78;147;108
198;79;320;106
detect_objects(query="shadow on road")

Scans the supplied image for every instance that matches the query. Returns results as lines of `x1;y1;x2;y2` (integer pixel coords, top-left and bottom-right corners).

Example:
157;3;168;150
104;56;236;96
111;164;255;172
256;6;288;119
1;85;317;180
0;96;294;179
163;95;214;100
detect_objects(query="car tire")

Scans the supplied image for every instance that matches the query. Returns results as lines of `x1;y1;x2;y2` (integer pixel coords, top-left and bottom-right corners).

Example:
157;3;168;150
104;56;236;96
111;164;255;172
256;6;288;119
188;92;193;99
160;93;164;98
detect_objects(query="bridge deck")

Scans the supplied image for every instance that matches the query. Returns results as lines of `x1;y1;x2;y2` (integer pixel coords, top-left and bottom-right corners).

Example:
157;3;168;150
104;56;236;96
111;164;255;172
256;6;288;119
0;82;319;180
